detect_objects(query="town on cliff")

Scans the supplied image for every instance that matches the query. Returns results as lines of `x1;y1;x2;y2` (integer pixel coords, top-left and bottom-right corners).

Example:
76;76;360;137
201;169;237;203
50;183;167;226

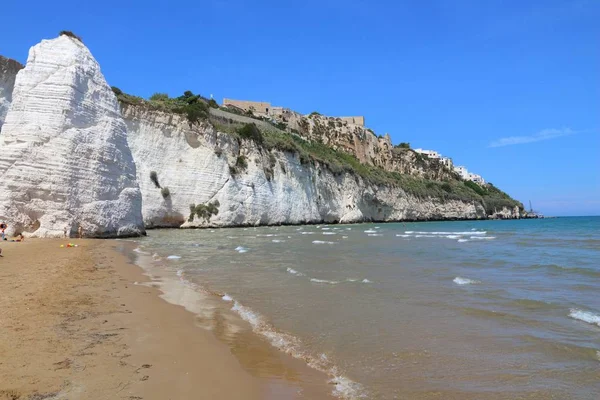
0;32;532;238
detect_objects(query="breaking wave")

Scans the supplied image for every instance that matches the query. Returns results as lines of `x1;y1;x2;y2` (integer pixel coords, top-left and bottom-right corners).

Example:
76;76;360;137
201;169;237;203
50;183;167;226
235;246;249;253
313;240;336;245
453;277;480;285
167;255;181;259
406;231;487;235
286;267;305;277
569;309;600;327
310;278;340;284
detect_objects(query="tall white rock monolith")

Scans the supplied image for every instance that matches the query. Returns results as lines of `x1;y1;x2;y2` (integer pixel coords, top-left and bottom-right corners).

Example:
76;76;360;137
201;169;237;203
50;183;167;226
0;35;145;237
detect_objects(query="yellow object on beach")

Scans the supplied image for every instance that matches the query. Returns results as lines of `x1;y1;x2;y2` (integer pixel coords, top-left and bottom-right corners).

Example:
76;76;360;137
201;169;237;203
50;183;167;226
60;244;64;248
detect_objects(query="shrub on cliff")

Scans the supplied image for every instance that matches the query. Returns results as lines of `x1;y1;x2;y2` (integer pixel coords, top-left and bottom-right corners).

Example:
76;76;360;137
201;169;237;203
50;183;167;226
236;155;248;170
395;142;410;149
150;171;160;188
237;123;264;145
150;93;169;101
208;99;219;108
464;180;486;196
59;30;83;42
188;201;220;222
111;86;123;96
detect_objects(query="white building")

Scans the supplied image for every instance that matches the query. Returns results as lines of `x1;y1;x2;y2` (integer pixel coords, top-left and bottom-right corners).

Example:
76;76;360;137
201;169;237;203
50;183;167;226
469;173;485;184
414;148;440;159
440;156;453;169
413;148;485;184
454;165;470;180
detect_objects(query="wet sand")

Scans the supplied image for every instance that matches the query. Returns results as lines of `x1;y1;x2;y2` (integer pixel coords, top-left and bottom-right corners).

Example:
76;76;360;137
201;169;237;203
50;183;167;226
0;239;332;399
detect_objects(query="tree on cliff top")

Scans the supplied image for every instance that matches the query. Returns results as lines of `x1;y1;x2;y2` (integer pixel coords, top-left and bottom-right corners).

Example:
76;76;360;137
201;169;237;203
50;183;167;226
59;31;83;42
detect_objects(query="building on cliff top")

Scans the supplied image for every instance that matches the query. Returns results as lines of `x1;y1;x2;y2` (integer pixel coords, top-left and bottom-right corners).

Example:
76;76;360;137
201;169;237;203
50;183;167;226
222;98;365;126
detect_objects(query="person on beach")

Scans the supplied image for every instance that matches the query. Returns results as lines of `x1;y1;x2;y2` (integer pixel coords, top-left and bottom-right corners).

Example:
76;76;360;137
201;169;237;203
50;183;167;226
0;223;6;241
64;226;68;238
78;225;83;239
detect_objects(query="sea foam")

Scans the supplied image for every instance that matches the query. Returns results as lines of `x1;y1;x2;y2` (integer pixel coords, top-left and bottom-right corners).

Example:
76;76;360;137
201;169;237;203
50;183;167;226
364;229;377;233
569;309;600;327
167;255;181;259
453;277;480;285
310;278;340;284
312;240;336;245
286;267;305;277
229;300;365;399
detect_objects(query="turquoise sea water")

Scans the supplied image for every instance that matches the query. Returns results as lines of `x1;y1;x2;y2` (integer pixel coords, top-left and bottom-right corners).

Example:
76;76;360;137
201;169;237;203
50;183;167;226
133;217;600;399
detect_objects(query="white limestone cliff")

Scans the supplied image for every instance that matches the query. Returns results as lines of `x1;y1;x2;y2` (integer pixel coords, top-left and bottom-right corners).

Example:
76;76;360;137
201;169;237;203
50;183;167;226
0;35;145;237
122;104;490;228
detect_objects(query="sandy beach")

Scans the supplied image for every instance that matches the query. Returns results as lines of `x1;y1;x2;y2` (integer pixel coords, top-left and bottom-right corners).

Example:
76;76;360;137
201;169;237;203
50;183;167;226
0;239;332;400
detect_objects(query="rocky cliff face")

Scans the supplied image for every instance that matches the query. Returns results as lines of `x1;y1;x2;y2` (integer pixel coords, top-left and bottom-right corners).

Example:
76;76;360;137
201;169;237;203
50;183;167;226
0;56;23;130
276;111;458;181
0;36;145;237
122;104;489;228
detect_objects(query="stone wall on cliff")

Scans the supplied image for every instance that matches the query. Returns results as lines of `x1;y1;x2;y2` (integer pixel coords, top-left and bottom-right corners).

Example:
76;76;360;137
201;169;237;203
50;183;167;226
0;35;145;237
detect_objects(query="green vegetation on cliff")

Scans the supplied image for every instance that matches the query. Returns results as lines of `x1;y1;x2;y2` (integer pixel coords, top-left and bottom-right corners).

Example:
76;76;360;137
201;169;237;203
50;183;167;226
115;90;522;216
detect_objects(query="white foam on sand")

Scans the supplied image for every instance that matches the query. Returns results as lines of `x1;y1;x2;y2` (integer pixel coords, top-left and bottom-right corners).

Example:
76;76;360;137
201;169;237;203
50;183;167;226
229;300;366;399
235;246;249;253
342;236;349;239
167;255;181;259
569;309;600;327
361;279;371;283
222;294;233;302
133;247;149;254
453;277;480;285
312;240;336;245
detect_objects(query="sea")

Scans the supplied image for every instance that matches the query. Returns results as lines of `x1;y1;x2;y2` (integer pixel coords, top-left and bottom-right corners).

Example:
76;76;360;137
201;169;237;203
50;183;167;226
128;216;600;399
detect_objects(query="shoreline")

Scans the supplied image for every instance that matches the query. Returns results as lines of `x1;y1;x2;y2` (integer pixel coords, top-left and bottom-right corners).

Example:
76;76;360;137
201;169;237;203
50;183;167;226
145;214;535;231
0;239;333;399
127;241;338;399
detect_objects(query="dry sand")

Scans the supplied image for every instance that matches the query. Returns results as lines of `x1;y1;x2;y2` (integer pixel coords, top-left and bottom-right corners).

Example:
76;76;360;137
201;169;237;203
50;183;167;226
0;238;324;399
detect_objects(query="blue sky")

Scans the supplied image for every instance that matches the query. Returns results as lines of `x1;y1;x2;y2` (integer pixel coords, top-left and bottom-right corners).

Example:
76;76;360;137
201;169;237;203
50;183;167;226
2;0;599;216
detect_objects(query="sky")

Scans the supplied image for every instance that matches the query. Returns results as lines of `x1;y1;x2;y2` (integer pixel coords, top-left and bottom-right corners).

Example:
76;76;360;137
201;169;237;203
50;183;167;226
2;0;599;216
